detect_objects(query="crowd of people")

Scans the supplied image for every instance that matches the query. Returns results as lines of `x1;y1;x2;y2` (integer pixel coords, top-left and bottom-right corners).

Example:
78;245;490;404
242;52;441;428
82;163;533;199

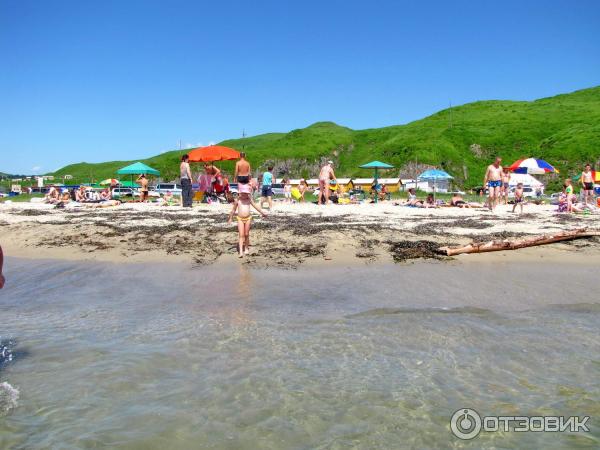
29;154;597;258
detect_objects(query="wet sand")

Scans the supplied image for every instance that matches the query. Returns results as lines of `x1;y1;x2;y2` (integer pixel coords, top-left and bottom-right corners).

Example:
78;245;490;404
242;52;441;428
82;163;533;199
1;201;599;267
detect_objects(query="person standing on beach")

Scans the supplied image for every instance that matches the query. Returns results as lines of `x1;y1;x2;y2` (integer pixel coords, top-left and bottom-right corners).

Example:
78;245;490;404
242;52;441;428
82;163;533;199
580;164;595;206
228;184;267;258
501;167;511;205
234;152;251;184
137;174;149;202
180;154;193;208
0;244;5;289
483;157;503;211
260;166;274;210
318;161;336;205
512;182;525;214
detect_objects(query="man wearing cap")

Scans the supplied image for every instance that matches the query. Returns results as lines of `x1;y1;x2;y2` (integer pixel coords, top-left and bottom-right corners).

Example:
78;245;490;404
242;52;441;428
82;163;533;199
318;161;337;205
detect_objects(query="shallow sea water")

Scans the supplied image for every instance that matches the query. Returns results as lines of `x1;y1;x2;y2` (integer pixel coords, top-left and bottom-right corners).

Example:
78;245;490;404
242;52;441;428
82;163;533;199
1;256;599;449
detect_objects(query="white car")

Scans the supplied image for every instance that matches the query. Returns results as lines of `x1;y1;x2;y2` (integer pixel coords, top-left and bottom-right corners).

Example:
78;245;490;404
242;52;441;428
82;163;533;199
112;187;138;198
153;183;182;196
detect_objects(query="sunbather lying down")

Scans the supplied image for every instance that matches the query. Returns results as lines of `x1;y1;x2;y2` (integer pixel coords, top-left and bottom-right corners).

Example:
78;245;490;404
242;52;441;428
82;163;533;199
64;200;121;209
394;190;438;208
450;194;483;208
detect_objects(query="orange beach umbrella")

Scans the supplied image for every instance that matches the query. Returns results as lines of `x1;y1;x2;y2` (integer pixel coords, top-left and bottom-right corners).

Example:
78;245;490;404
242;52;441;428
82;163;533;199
187;145;240;162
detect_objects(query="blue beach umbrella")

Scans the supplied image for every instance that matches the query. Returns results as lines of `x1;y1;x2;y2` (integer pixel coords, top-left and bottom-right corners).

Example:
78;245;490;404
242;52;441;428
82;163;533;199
418;169;454;200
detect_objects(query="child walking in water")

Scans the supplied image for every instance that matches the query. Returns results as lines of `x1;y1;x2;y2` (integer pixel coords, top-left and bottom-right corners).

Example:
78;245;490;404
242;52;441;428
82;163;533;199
512;182;524;213
228;184;267;258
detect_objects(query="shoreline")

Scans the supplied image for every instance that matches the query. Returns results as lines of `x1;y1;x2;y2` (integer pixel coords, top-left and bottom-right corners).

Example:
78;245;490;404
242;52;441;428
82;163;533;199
1;201;599;268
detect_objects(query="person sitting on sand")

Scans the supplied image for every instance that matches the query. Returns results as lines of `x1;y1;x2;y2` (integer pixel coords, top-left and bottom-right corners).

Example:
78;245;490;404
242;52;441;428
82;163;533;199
160;190;177;206
512;182;525;214
424;193;438;208
228;183;267;258
100;188;111;201
298;179;309;202
405;188;424;207
75;186;86;202
44;186;60;204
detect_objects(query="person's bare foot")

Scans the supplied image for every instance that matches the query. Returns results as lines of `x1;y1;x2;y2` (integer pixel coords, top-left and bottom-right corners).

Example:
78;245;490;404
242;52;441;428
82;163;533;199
244;248;250;255
238;253;243;258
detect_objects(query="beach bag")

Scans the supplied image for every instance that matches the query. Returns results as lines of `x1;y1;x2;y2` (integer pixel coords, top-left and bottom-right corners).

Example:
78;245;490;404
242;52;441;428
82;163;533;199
291;188;301;200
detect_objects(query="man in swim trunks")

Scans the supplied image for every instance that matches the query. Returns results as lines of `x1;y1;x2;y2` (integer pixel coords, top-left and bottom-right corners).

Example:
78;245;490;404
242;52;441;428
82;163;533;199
318;161;337;205
580;163;595;206
483;157;503;211
234;152;251;184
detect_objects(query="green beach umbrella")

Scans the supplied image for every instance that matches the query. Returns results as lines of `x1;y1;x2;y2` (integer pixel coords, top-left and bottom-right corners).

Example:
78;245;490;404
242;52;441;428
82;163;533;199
116;162;160;201
359;160;394;203
116;162;160;176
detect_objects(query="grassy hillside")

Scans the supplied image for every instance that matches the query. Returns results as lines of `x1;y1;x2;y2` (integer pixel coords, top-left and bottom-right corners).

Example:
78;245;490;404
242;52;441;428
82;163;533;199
49;86;600;189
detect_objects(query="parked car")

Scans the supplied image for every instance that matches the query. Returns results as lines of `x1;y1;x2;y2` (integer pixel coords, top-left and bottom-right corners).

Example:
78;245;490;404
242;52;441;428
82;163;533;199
153;183;182;196
258;183;285;195
508;186;535;198
228;183;239;194
112;187;138;198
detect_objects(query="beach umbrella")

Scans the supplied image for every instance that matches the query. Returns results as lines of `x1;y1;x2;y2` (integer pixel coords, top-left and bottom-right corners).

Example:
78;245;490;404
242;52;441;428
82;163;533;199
188;145;240;162
116;162;160;176
99;178;119;185
116;162;160;199
359;160;394;203
508;158;559;174
418;169;454;200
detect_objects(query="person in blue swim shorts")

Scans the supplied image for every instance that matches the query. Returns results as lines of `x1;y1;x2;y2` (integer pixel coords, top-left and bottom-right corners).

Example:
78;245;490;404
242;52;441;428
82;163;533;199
483;157;504;211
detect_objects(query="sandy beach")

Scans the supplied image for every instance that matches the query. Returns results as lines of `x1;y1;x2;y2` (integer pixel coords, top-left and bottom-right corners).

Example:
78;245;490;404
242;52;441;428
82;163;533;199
1;200;599;267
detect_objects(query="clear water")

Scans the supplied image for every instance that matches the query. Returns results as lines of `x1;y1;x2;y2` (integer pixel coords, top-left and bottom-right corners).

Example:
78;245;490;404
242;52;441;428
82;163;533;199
1;257;599;449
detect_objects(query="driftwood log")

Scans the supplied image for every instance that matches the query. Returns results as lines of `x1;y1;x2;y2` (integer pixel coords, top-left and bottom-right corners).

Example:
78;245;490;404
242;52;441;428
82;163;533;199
439;229;600;256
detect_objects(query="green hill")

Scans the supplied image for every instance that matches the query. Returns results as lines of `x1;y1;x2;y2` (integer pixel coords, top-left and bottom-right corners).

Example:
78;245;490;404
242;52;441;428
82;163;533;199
50;86;600;189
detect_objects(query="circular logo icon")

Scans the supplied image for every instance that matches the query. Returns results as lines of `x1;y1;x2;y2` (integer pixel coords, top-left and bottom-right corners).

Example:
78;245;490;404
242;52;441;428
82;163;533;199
450;408;482;440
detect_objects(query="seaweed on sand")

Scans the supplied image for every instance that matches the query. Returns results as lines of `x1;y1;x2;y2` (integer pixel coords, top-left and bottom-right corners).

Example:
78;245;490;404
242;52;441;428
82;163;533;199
386;240;448;262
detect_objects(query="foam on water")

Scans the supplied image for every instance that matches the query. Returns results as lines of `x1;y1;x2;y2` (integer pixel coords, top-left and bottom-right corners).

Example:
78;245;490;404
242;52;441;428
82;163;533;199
0;382;19;414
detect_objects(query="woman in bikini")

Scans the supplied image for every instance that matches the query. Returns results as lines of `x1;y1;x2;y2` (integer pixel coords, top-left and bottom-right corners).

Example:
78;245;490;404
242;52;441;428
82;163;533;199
228;184;267;258
501;168;511;205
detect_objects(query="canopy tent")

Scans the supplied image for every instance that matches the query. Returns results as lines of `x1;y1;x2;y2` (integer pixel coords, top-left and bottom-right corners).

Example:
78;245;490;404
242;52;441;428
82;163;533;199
118;180;140;188
508;173;544;190
358;160;394;203
508;158;558;175
116;162;160;176
418;169;454;199
188;145;240;162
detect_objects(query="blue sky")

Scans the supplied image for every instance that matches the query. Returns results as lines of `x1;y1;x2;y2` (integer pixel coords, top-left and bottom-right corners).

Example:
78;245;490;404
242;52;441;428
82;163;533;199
1;0;599;174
